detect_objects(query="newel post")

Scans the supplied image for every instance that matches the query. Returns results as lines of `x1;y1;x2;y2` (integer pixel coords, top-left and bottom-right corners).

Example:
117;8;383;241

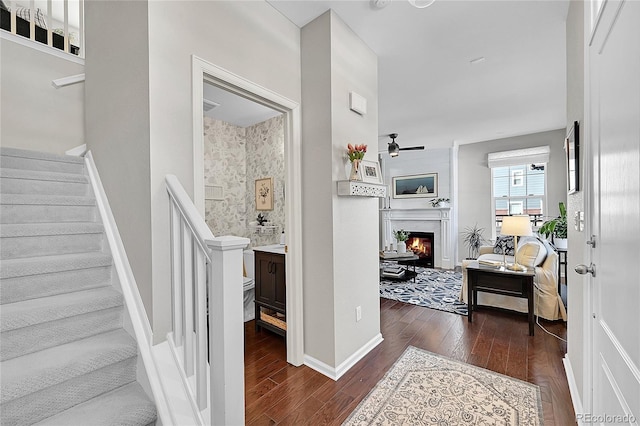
206;235;250;426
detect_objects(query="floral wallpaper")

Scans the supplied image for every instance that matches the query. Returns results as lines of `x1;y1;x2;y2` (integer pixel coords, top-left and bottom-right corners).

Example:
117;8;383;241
203;115;284;247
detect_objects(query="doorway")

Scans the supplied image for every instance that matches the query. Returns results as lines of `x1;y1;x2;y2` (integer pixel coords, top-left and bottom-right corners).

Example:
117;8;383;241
192;56;304;366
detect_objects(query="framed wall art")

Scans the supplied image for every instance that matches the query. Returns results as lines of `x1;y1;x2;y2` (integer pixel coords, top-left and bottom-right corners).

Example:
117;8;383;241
565;121;579;194
392;173;438;199
255;177;274;210
360;160;383;184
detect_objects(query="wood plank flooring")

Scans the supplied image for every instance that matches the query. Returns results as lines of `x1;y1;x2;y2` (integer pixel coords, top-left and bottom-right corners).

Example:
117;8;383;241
244;299;575;425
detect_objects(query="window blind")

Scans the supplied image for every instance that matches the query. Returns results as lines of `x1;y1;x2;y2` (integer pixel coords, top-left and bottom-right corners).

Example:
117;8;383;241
487;146;550;168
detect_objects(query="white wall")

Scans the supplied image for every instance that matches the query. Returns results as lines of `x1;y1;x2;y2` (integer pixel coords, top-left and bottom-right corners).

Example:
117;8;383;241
565;0;586;406
146;0;300;343
1;38;84;154
381;148;452;210
302;10;380;369
85;0;301;342
457;129;567;263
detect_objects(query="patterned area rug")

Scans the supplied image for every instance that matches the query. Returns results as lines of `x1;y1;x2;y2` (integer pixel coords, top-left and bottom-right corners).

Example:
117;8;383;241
343;346;543;426
379;266;468;316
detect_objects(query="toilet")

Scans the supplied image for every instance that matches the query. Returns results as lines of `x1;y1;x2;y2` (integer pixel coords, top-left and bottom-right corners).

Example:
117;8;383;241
242;249;255;322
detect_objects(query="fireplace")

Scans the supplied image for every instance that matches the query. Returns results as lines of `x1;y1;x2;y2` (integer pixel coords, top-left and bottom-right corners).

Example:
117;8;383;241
404;232;434;267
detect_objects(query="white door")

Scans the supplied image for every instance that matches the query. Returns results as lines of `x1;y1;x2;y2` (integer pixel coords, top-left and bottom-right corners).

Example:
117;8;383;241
587;0;639;422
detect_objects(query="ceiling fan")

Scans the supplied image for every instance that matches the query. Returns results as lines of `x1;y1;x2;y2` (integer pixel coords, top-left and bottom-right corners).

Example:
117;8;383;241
387;133;425;157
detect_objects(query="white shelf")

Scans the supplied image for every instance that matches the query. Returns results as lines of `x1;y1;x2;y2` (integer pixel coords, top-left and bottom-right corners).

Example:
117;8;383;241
337;181;387;198
249;225;279;235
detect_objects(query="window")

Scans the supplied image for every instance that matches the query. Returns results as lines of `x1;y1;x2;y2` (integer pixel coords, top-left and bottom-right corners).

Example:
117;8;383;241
492;164;546;236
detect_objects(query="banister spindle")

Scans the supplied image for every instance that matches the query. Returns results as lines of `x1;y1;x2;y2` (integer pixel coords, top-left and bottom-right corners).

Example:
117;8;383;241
194;248;208;410
170;201;183;346
182;222;194;376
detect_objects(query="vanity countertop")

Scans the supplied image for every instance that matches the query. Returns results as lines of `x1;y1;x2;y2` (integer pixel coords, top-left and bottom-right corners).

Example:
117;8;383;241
253;244;286;255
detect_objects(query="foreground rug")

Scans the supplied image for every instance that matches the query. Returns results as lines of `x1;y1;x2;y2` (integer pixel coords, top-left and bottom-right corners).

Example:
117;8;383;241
379;266;468;316
343;346;543;426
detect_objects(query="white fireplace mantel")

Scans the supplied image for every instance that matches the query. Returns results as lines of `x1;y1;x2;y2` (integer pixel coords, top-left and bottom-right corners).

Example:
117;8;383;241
380;208;453;269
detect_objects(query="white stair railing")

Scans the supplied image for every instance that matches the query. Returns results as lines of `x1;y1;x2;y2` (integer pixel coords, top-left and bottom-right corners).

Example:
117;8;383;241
2;0;84;57
166;174;249;426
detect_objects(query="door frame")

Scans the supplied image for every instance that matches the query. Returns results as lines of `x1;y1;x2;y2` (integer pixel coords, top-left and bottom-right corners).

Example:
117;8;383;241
191;55;304;366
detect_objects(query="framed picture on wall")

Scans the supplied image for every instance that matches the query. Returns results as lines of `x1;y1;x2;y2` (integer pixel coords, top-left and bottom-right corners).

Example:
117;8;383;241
255;177;274;210
565;121;579;194
360;160;383;184
392;173;438;199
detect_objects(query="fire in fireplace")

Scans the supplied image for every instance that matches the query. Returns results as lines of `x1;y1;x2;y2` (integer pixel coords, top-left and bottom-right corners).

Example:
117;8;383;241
404;232;434;267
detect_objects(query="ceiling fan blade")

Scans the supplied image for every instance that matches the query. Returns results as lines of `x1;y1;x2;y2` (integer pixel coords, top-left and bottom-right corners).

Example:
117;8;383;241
399;146;425;151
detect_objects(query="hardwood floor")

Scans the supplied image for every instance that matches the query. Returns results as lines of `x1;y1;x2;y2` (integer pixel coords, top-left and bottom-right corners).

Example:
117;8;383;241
244;299;575;425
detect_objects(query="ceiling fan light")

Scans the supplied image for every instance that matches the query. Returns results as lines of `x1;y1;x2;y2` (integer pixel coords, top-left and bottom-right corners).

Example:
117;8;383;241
388;141;400;157
408;0;435;8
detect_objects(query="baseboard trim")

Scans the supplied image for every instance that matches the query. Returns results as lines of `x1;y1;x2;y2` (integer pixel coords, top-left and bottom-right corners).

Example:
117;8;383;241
304;333;384;381
563;355;584;425
85;151;173;425
65;144;87;157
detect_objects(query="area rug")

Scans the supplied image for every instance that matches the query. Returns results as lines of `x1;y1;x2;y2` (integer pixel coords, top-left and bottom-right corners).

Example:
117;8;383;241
379;266;468;316
343;346;543;426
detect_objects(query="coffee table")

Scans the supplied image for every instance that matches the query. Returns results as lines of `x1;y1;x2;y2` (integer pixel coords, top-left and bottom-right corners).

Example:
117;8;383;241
379;252;419;282
466;261;536;336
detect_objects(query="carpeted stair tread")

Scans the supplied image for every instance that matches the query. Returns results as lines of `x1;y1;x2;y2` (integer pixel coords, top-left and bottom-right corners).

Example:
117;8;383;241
0;167;89;183
0;252;112;279
34;382;157;426
0;147;84;165
0;193;95;206
0;222;104;237
1;287;123;332
0;329;137;403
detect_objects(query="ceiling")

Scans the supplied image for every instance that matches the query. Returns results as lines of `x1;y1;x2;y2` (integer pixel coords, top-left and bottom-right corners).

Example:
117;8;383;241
203;82;281;128
266;0;569;153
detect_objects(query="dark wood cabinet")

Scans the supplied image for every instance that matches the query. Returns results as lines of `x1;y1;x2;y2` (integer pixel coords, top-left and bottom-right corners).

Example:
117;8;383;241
254;251;286;336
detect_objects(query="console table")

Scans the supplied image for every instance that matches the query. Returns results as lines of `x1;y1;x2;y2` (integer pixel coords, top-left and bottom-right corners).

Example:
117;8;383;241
466;262;536;336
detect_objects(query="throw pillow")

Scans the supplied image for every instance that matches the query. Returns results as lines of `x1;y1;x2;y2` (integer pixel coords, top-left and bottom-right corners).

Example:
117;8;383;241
493;236;515;256
516;237;548;267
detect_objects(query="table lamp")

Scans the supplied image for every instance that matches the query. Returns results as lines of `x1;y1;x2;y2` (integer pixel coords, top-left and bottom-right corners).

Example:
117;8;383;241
501;215;533;271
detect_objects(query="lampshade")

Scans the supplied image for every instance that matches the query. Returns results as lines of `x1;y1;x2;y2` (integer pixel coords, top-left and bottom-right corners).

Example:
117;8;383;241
408;0;436;8
501;215;532;237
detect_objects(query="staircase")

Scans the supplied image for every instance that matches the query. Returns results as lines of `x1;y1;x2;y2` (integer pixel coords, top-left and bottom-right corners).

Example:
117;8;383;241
0;147;157;426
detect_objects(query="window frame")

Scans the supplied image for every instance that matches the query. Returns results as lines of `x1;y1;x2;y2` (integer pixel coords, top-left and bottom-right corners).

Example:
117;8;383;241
490;163;548;240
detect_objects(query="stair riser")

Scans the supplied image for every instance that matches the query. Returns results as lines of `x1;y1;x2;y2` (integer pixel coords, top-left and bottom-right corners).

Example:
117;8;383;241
0;155;84;175
0;204;96;224
1;307;123;361
0;177;90;197
0;357;137;425
1;233;104;260
0;267;111;305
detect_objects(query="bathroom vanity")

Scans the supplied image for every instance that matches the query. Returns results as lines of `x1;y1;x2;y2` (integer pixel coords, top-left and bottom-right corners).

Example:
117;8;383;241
253;245;286;336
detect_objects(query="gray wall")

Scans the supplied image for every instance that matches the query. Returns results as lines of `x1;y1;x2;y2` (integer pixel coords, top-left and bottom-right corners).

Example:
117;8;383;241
565;0;586;406
1;39;84;153
85;1;301;342
84;1;153;322
302;10;381;368
457;129;567;263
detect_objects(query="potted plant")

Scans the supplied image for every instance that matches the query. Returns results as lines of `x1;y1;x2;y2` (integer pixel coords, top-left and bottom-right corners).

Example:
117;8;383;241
393;229;409;253
539;202;568;249
461;224;487;259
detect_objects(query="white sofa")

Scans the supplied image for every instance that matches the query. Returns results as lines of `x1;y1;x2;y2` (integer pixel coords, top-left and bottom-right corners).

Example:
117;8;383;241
460;239;567;321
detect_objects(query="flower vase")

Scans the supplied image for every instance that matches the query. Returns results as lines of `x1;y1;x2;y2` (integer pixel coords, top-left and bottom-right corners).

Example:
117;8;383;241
349;159;361;181
397;241;407;254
